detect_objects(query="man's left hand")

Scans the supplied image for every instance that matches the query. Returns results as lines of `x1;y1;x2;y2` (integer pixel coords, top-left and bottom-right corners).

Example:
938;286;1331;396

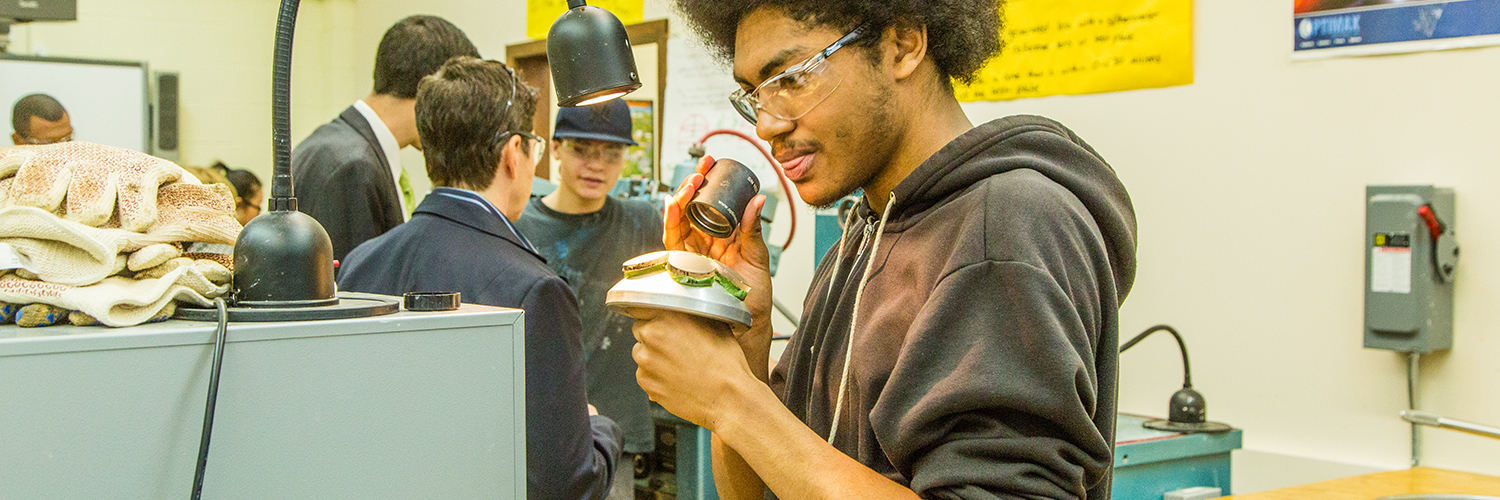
627;308;756;431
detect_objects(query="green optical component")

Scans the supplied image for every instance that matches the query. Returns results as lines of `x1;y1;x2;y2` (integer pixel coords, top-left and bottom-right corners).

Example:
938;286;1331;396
713;275;749;300
623;262;666;279
620;251;750;301
670;272;714;288
664;270;748;301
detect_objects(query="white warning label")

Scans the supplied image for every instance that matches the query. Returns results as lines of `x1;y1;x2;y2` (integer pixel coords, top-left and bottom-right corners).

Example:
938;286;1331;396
1372;246;1412;294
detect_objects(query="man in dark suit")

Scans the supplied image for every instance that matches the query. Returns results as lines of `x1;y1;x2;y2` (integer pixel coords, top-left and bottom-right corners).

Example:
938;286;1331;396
338;57;623;500
292;15;479;262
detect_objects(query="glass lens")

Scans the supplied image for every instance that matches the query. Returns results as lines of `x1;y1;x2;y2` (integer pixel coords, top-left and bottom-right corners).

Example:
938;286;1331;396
730;91;760;124
687;202;733;237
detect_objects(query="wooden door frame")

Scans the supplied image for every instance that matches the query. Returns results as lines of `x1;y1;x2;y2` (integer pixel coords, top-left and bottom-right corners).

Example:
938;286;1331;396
507;18;669;180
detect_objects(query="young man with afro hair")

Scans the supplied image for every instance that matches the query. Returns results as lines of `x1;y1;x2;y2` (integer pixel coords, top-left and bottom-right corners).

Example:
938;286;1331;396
625;1;1138;499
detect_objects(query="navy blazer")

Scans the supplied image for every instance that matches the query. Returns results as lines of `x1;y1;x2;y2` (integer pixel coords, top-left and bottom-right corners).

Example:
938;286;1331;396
291;105;405;263
338;191;623;500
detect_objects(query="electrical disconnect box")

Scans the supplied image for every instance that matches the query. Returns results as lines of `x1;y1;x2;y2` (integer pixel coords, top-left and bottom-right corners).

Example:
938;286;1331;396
1365;185;1458;353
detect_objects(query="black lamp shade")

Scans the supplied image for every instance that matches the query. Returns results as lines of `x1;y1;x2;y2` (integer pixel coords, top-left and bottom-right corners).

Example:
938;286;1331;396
232;210;338;307
547;4;641;107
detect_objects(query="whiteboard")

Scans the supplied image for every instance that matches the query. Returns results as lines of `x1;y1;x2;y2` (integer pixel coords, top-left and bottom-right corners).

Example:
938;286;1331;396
0;55;149;152
662;34;775;179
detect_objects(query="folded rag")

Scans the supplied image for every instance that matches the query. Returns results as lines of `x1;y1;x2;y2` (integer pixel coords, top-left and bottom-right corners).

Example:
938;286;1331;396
0;205;235;286
0;257;230;327
0;143;243;327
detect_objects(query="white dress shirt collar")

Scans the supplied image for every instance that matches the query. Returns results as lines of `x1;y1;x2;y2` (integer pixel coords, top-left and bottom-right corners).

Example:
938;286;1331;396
352;99;408;220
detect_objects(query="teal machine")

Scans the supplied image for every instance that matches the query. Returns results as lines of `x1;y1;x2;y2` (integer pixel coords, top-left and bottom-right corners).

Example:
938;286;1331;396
634;195;1242;500
646;398;1243;500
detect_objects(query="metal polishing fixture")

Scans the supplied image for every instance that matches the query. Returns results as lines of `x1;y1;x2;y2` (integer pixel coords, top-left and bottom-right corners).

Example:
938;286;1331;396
606;251;752;328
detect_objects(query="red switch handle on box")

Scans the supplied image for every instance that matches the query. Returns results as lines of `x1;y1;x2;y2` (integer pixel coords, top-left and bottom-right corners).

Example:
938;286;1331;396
1417;205;1444;240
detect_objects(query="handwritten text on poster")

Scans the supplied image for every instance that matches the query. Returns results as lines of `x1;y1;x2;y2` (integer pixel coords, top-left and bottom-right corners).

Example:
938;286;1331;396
955;0;1193;102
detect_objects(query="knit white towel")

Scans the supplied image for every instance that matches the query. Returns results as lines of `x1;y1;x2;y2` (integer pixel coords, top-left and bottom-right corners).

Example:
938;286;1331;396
0;257;230;327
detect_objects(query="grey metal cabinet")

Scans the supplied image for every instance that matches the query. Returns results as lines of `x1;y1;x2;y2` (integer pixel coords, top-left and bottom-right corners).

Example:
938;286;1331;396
0;303;526;499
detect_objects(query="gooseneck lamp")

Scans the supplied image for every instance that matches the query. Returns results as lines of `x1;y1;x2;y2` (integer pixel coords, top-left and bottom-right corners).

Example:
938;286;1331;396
231;0;339;308
548;0;642;106
1120;324;1232;433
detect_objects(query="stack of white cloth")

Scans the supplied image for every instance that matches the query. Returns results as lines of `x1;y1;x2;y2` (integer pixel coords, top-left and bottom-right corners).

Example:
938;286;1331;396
0;142;241;327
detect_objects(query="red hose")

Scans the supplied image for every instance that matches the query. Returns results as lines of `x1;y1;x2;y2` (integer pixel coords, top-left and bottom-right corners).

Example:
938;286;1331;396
697;129;797;250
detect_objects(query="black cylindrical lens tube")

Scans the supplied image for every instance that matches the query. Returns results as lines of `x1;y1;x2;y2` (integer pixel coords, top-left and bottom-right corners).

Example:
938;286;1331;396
687;158;761;238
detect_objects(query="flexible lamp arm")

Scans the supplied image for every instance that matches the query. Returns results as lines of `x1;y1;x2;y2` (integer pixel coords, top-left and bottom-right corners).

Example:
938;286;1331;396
568;0;586;8
269;0;299;210
1120;324;1193;389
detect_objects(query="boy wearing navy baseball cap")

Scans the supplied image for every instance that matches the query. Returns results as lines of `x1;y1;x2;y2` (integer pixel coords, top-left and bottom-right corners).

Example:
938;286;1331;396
515;98;661;500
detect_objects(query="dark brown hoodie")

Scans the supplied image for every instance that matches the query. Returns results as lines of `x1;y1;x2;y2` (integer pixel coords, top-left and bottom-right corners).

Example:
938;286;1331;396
769;115;1137;499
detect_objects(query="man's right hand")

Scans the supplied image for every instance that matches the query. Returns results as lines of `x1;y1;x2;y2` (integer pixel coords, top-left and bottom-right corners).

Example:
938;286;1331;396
664;155;775;372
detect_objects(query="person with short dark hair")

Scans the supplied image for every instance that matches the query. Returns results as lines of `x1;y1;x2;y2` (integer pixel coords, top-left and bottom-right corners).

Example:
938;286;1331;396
627;1;1138;499
11;93;72;145
337;57;624;500
291;15;480;262
212;162;263;225
515;99;663;500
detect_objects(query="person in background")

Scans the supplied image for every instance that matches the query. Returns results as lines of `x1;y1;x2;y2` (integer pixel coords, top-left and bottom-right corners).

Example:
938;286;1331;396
337;57;622;500
214;162;263;225
181;164;240;255
515;98;662;500
10;93;72;145
627;1;1137;499
291;15;480;262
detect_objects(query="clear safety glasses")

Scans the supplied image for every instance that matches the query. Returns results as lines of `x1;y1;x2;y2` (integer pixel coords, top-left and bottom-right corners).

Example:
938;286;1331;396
19;134;72;145
729;23;868;125
560;140;628;163
501;130;546;167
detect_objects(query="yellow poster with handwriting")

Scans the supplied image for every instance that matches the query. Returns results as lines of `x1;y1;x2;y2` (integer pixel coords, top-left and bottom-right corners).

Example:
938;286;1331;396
527;0;645;40
955;0;1193;102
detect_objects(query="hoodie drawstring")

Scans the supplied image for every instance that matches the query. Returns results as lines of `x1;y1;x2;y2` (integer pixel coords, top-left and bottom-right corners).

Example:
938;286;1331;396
826;192;895;445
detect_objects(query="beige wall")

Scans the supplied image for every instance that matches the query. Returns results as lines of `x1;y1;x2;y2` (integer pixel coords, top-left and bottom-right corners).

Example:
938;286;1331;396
8;0;360;194
961;1;1500;476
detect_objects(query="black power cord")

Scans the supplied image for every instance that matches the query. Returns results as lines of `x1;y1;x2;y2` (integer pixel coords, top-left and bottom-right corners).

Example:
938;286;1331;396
191;298;229;499
1120;324;1191;389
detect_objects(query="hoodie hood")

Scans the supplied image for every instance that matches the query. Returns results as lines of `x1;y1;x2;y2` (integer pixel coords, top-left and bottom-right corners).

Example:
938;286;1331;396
867;114;1138;300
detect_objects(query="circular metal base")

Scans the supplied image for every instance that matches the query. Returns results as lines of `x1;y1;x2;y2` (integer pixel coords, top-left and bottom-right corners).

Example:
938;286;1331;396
234;296;340;308
175;292;400;322
1142;419;1234;434
606;270;752;328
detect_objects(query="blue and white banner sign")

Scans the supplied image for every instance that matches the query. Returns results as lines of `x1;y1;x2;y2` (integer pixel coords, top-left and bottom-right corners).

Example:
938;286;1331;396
1293;0;1500;59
